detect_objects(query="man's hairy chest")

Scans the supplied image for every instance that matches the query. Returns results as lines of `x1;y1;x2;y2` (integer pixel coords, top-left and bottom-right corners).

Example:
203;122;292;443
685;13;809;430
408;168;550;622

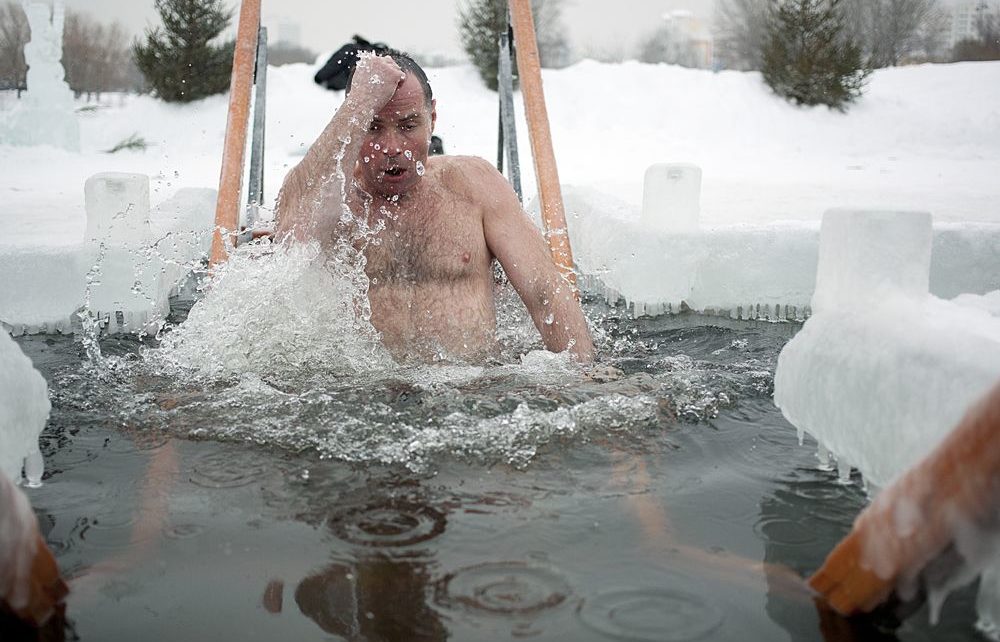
361;198;491;286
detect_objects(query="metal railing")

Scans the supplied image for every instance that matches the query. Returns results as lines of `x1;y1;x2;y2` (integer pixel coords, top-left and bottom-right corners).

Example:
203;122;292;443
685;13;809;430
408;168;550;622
239;26;268;245
497;24;522;202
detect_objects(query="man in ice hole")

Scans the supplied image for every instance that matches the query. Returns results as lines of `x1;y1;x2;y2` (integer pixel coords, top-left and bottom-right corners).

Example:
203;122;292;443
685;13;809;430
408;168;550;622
274;51;595;363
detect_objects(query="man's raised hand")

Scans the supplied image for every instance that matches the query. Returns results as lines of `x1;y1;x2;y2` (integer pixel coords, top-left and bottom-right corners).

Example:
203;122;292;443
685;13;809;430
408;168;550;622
348;53;405;113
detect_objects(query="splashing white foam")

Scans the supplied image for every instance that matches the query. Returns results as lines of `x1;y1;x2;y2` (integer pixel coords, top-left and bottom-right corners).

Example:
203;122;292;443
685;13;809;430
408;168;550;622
146;239;393;383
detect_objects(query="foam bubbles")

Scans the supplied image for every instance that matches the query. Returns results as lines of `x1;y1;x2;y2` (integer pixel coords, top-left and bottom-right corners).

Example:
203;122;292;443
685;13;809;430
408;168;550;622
146;238;392;384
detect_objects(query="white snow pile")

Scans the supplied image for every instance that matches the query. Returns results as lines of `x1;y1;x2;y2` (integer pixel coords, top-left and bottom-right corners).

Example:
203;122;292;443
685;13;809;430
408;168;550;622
773;209;1000;631
0;330;50;486
775;209;1000;487
538;186;1000;318
0;173;215;336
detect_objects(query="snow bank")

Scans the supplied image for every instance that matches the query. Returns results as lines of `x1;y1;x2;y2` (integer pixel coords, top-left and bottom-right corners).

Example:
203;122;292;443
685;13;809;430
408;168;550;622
0;176;215;335
0;331;50;485
543;187;1000;317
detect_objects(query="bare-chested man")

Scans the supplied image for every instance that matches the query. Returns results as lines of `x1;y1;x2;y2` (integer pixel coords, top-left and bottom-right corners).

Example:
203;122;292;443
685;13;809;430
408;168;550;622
275;51;595;363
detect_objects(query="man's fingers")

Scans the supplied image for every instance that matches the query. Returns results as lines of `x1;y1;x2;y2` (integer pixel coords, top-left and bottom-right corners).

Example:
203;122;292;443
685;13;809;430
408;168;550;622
355;51;404;85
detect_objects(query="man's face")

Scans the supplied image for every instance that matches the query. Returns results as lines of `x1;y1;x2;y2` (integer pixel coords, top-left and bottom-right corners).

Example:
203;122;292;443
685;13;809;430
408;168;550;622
356;73;436;199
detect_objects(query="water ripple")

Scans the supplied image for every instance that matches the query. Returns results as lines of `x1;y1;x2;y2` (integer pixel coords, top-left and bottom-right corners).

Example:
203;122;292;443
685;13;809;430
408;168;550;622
327;500;446;548
189;450;269;488
164;523;206;540
434;562;571;615
578;588;724;641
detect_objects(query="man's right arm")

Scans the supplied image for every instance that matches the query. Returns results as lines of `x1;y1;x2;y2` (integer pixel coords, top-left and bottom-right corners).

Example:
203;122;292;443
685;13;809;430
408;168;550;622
275;55;403;242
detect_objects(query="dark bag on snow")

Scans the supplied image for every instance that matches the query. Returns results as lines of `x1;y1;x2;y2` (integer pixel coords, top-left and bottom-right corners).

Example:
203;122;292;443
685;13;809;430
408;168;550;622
314;35;389;91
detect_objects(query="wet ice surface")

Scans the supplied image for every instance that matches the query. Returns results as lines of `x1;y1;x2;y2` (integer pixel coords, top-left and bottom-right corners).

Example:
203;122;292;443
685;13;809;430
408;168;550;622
14;308;985;641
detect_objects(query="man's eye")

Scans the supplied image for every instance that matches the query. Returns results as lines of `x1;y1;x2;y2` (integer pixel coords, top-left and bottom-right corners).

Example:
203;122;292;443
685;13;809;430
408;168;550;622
368;123;381;132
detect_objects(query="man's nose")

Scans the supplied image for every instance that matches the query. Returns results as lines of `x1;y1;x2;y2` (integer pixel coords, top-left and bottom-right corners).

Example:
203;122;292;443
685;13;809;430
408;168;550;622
380;130;403;156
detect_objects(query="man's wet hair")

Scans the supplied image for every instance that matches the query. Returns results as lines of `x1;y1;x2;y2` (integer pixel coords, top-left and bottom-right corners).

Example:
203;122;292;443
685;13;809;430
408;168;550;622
345;49;433;108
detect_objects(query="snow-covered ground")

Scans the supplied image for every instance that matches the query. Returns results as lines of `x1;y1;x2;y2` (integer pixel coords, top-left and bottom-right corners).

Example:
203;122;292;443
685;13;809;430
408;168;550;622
2;58;998;251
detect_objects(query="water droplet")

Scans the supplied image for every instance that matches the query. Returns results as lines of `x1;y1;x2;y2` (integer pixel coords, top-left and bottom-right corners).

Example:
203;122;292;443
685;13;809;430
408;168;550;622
415;161;425;176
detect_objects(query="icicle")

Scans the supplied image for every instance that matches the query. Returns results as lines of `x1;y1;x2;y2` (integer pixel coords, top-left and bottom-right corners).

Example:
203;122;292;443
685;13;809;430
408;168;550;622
816;443;833;471
837;457;852;484
23;448;44;488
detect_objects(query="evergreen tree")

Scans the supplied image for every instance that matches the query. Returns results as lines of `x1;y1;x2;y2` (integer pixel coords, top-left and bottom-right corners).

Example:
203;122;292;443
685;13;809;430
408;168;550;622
132;0;234;103
762;0;870;111
458;0;568;91
459;0;509;91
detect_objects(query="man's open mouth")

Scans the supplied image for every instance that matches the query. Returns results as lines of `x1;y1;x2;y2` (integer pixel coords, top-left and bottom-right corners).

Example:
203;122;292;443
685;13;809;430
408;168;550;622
384;167;406;177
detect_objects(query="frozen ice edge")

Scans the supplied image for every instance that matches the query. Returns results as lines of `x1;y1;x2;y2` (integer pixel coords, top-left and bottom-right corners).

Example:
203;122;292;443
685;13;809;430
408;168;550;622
773;209;1000;632
533;187;1000;322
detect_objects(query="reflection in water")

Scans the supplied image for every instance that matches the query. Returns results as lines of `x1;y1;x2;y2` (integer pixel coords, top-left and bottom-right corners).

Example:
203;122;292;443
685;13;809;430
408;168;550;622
295;558;446;641
0;608;67;642
577;587;723;641
326;498;446;549
757;429;883;641
758;448;984;641
263;489;450;640
24;315;990;640
433;561;571;615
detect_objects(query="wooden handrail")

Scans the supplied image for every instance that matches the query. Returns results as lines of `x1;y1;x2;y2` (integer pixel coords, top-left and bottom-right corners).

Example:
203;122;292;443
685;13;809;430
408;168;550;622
810;380;1000;616
507;0;577;292
209;0;261;266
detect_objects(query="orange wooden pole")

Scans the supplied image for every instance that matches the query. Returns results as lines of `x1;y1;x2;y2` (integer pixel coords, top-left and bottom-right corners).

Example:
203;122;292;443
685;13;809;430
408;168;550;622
810;380;1000;616
209;0;261;267
508;0;577;292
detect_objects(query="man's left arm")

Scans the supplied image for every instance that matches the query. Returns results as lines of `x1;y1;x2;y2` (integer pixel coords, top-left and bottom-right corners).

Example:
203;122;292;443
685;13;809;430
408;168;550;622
477;159;595;363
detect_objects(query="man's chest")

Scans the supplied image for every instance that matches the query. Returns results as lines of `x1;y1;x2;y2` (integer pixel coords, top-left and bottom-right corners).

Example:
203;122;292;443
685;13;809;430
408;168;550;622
361;200;490;285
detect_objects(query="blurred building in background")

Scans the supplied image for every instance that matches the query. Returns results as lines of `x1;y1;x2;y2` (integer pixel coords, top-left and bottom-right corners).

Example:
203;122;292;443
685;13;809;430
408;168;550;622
948;0;1000;49
638;10;714;69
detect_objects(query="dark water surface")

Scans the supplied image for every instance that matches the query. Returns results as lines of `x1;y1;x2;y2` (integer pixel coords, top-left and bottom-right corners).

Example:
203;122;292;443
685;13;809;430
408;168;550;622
11;308;983;641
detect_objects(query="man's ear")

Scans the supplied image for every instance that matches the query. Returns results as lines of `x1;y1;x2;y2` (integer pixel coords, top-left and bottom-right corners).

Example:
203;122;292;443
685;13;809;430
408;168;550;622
430;99;437;133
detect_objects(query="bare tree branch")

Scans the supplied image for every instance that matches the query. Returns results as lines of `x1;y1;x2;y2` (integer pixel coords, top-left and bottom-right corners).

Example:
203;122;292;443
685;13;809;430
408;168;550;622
0;1;28;91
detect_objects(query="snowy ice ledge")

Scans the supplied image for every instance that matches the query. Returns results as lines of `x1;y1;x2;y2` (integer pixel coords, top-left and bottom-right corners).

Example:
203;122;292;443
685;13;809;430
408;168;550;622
0;331;50;487
773;209;1000;632
548;186;1000;318
774;209;1000;485
0;174;215;336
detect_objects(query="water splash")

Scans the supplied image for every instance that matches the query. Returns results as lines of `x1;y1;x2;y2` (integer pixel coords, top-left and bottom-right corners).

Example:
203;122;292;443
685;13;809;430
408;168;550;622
146;239;392;383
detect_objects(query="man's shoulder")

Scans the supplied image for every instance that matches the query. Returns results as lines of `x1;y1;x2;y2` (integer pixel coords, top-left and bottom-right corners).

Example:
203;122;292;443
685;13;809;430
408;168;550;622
430;155;502;185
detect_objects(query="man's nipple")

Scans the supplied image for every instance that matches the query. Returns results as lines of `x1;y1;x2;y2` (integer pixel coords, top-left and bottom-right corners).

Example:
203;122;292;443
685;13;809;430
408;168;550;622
461;252;471;263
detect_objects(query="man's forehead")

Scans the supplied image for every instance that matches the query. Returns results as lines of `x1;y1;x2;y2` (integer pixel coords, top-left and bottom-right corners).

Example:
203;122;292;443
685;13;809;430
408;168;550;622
376;75;429;118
